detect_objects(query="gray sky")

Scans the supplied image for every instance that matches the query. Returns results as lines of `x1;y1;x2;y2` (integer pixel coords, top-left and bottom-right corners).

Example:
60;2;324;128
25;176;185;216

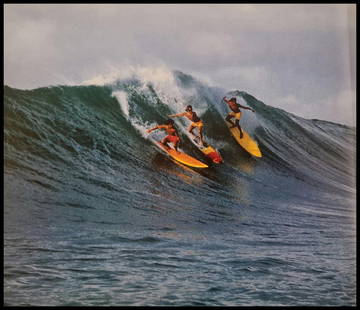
4;4;356;126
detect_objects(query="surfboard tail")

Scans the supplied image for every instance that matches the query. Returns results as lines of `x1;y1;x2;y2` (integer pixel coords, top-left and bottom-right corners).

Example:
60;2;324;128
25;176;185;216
201;146;223;164
226;123;262;158
208;151;223;164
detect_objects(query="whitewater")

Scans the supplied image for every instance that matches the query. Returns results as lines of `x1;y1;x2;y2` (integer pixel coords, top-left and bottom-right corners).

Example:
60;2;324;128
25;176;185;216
4;68;356;306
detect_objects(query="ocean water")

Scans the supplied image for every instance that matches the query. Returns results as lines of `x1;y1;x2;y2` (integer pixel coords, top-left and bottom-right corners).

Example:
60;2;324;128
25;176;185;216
4;70;356;306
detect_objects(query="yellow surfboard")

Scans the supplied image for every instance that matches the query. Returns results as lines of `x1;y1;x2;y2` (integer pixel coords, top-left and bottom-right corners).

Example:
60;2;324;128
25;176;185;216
226;123;262;157
156;142;208;168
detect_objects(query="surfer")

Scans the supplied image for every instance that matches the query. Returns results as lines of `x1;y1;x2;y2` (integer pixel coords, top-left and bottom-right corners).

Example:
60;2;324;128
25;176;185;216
146;119;180;152
223;97;254;138
168;105;205;146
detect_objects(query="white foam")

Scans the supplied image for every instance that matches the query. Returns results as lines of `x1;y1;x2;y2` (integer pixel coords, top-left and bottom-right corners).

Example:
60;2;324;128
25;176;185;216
112;88;156;140
93;65;220;146
81;65;204;114
113;90;129;117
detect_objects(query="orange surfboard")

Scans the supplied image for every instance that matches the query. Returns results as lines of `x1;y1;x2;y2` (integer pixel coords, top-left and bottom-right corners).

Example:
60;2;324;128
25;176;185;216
156;142;208;168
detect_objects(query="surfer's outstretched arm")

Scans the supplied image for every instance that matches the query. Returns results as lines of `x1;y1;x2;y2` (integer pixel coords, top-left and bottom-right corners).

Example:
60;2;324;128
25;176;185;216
237;104;255;112
147;125;167;133
147;126;158;133
146;125;159;133
168;112;187;118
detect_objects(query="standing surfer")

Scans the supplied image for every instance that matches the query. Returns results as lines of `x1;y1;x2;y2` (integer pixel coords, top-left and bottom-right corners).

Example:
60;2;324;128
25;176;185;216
147;119;181;152
223;97;254;138
168;105;205;146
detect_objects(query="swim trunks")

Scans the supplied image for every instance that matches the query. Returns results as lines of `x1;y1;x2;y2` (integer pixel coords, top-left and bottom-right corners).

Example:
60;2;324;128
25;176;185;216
164;135;180;144
228;111;241;120
191;120;204;128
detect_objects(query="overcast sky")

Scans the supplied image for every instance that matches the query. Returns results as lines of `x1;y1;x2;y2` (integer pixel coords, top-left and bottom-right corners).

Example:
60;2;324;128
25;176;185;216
4;4;356;126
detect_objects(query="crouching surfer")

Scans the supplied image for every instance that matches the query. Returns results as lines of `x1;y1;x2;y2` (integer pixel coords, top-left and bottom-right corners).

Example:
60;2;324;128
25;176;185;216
147;119;180;152
223;97;254;138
